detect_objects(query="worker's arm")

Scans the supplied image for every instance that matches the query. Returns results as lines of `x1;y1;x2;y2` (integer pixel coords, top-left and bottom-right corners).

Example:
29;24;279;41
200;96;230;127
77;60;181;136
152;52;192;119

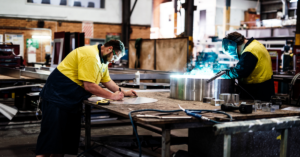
226;52;258;79
83;81;124;100
102;80;138;97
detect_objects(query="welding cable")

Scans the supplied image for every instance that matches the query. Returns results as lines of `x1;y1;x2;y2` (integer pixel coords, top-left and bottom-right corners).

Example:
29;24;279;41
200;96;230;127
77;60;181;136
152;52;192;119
184;109;233;123
128;109;233;157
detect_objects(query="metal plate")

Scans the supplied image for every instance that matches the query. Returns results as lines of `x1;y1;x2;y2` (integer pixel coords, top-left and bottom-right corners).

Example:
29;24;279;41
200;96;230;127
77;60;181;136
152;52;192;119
111;97;158;105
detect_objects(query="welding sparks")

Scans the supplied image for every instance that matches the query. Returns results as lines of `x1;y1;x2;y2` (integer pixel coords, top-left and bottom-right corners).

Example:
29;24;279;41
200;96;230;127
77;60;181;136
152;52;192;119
175;50;234;79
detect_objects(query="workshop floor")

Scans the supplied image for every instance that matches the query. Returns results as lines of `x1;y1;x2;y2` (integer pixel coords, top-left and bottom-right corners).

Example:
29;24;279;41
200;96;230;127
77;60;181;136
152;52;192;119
0;125;188;157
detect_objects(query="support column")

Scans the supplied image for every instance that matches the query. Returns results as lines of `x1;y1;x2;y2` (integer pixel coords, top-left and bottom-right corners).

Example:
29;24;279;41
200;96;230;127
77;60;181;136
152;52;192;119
223;0;231;37
122;0;131;48
174;0;177;36
183;0;195;37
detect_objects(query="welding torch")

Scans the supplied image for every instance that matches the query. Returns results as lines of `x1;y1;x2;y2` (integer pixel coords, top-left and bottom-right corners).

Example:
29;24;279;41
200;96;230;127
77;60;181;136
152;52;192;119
206;70;227;83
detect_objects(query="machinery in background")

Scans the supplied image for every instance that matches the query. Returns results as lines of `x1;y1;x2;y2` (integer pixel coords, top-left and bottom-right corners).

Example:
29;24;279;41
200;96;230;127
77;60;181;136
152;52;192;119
293;45;300;74
50;32;84;71
268;46;296;75
281;46;295;73
0;42;22;68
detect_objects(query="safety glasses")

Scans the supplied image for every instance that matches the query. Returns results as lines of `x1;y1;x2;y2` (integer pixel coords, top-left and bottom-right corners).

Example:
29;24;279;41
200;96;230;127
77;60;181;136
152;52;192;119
112;49;125;61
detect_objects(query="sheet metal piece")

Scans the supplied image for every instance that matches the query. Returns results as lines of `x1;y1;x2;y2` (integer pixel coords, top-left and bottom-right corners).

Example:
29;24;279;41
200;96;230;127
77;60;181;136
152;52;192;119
111;97;158;105
0;84;42;91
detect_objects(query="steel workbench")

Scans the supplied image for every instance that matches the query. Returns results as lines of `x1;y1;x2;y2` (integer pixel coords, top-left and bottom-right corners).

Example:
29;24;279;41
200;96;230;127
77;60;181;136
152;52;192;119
83;92;300;157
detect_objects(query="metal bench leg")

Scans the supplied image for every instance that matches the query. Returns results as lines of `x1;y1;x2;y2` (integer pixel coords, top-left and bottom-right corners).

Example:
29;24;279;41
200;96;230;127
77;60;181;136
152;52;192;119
85;104;91;150
223;134;231;157
162;127;170;157
280;129;288;157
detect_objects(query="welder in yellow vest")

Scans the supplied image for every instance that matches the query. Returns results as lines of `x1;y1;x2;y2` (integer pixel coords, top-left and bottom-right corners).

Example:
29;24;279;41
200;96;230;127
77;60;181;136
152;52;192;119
222;32;275;101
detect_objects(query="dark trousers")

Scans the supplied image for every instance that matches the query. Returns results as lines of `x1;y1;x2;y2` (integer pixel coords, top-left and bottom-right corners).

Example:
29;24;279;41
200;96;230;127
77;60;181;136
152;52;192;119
36;101;82;155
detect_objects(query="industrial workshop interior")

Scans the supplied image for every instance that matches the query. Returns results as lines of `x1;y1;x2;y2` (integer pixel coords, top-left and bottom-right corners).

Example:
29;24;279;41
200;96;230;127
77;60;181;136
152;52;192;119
2;0;300;157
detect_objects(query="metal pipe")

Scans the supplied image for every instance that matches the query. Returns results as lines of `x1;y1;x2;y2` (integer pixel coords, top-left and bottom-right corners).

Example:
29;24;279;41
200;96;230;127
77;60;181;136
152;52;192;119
170;76;234;101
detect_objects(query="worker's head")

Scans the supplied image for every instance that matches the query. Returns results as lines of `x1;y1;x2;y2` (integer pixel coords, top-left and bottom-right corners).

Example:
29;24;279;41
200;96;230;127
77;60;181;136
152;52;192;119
284;45;290;53
101;40;125;63
222;32;247;59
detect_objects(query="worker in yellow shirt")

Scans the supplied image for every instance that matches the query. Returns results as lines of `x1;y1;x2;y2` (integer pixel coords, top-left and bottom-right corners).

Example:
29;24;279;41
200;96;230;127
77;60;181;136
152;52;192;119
222;32;274;101
36;40;137;157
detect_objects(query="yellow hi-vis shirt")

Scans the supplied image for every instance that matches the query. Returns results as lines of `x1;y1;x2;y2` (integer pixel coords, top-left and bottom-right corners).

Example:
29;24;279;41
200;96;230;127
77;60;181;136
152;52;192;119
57;45;111;87
241;40;273;84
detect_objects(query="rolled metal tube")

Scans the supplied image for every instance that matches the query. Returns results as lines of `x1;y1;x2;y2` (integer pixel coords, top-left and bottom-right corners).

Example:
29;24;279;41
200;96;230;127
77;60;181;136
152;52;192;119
170;76;234;101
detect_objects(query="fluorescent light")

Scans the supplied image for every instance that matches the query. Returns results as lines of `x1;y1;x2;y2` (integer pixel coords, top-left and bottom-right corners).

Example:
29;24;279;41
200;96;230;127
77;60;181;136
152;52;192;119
32;35;51;39
290;0;297;2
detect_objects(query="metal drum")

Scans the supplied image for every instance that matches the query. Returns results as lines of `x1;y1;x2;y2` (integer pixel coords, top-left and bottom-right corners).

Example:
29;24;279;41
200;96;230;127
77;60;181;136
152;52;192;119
170;76;234;101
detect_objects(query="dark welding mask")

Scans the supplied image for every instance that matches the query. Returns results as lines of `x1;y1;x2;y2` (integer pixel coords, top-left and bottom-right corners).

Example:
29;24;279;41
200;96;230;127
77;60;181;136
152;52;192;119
222;36;243;60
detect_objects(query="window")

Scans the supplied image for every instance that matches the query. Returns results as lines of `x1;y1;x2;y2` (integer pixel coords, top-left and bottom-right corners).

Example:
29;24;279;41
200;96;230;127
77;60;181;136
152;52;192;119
27;0;105;8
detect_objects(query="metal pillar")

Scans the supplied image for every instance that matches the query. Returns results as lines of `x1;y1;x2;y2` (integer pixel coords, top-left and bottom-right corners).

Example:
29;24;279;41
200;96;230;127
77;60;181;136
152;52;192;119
122;0;131;48
295;0;300;46
183;0;195;37
174;0;178;36
223;0;231;37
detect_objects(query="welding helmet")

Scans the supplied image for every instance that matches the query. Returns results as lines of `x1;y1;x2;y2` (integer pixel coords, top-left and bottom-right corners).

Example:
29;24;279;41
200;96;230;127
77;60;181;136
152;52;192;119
222;36;243;60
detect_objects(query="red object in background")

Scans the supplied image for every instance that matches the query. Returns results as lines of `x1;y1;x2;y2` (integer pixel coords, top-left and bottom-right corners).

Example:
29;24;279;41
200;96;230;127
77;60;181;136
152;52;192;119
267;49;282;73
4;94;8;99
274;81;278;94
23;59;27;66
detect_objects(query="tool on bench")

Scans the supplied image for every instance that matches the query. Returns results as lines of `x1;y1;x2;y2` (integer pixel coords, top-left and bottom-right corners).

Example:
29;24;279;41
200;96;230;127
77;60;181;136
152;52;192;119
136;114;191;119
178;105;233;123
221;104;252;114
96;99;110;105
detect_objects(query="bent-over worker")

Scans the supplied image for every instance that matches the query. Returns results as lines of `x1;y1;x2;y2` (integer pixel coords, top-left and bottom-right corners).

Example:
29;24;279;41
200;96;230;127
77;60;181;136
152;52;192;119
222;32;274;101
36;40;137;157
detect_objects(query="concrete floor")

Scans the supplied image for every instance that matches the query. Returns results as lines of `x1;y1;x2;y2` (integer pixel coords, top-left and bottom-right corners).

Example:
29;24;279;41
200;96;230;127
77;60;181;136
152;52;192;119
0;125;188;157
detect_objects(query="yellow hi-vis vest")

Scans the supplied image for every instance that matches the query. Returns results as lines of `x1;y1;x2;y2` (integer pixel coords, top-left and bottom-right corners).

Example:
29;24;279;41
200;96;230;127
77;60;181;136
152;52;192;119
241;40;273;84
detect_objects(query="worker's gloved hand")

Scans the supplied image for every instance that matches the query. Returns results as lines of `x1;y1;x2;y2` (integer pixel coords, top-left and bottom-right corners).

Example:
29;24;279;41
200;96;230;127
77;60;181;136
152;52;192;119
215;69;230;79
123;90;138;97
111;91;124;101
